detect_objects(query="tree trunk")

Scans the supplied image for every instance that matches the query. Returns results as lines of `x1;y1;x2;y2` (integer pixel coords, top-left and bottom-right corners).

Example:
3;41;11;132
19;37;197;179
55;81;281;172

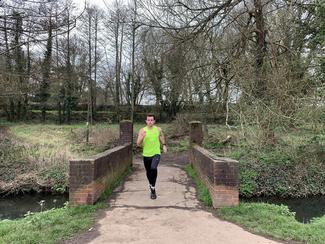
115;13;121;120
87;10;93;143
93;12;99;121
131;0;137;122
4;13;13;121
254;0;267;99
41;14;53;122
14;12;24;120
66;10;72;124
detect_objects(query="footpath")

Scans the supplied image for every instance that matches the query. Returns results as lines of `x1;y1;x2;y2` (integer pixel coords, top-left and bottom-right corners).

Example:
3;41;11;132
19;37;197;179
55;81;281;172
65;153;282;244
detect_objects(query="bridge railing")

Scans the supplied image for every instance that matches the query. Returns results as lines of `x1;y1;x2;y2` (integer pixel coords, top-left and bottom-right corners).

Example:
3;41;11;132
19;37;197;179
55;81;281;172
189;121;239;208
69;120;133;205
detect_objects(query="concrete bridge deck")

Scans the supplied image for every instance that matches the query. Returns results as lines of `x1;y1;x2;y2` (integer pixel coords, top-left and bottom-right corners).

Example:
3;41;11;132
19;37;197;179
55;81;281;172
65;153;281;244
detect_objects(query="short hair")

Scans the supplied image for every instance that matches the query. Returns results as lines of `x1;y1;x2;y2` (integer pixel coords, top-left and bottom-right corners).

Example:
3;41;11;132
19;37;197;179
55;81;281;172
146;113;156;120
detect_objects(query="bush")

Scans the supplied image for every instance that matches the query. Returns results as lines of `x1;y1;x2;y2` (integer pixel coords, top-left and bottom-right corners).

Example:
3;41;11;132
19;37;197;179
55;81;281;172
38;164;68;193
207;126;325;198
167;113;193;138
236;141;325;197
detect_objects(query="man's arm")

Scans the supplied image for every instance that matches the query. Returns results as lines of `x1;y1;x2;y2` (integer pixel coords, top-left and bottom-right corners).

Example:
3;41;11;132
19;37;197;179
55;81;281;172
158;127;167;153
136;128;146;147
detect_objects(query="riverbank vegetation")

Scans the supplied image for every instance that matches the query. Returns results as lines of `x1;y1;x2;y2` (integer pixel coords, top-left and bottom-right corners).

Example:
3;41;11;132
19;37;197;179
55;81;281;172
0;123;119;195
0;165;132;244
0;203;103;244
1;119;325;198
204;123;325;198
186;163;325;244
219;203;325;244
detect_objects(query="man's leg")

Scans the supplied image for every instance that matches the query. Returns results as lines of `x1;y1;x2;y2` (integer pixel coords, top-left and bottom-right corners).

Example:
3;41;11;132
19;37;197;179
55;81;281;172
150;154;161;187
143;156;153;185
148;155;160;199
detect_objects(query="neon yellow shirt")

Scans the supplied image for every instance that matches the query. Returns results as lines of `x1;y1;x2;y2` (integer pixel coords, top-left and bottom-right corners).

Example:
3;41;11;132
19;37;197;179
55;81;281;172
143;126;161;157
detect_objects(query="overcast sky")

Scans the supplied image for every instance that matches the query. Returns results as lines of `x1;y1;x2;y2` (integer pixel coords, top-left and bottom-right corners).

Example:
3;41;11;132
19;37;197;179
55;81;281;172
73;0;117;10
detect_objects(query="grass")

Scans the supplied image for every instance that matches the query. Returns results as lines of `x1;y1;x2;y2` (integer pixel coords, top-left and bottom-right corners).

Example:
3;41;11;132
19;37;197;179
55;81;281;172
203;124;325;243
1;122;120;194
185;162;325;244
99;165;133;201
219;202;325;244
0;203;103;244
9;123;119;158
203;124;325;198
184;164;212;207
0;165;133;244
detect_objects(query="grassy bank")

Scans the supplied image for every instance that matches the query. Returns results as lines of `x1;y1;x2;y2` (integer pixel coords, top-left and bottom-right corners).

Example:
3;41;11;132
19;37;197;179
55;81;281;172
0;121;181;195
184;164;212;206
219;203;325;244
2;120;324;197
204;125;325;198
0;166;133;244
0;122;119;194
185;164;325;244
0;203;103;244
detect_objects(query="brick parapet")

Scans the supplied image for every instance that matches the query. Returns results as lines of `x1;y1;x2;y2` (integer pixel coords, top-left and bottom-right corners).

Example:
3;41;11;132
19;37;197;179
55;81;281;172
69;144;132;205
189;121;203;146
189;128;239;208
119;120;133;145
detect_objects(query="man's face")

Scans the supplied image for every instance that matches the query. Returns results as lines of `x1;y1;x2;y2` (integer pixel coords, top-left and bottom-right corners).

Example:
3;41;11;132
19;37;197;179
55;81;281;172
146;116;155;127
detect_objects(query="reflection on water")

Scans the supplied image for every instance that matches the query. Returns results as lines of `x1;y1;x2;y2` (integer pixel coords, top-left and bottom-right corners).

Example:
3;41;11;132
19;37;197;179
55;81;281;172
0;193;68;220
243;195;325;223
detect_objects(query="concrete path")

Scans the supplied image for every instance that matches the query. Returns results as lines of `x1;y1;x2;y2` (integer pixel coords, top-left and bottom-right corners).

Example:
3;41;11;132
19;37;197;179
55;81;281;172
66;153;282;244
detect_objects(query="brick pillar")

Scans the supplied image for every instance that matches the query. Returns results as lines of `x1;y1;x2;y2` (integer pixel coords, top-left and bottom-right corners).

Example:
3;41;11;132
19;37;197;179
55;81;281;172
189;121;203;146
69;160;95;205
213;158;239;207
120;120;133;145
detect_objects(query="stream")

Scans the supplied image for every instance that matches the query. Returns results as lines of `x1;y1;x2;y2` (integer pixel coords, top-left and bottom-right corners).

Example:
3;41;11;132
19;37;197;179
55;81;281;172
0;193;68;220
1;193;325;222
244;195;325;223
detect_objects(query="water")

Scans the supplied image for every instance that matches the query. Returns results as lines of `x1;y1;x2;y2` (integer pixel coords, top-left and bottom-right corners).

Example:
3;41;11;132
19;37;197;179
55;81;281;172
1;193;324;223
244;195;325;223
0;193;68;220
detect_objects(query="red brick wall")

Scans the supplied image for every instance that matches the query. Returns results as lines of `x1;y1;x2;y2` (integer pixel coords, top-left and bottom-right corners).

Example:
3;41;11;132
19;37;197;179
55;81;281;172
189;121;203;146
69;144;132;205
189;145;239;207
119;120;133;145
69;121;133;205
189;121;239;208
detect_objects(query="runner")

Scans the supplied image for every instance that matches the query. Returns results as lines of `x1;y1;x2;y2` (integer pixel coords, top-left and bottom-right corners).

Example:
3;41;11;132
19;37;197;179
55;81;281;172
136;114;167;199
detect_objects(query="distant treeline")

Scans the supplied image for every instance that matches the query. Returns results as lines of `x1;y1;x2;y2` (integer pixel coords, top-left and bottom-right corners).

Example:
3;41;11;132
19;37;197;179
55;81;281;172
0;103;231;123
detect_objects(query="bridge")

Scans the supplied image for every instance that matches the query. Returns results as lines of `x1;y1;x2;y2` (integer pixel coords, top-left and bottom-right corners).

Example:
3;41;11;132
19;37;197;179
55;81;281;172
66;121;280;244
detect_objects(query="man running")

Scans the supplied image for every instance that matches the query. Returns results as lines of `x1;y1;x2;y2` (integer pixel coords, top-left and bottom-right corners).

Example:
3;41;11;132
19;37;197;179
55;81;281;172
136;114;167;199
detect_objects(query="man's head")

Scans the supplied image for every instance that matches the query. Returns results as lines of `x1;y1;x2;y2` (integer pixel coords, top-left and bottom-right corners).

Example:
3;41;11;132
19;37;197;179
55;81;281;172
146;114;156;127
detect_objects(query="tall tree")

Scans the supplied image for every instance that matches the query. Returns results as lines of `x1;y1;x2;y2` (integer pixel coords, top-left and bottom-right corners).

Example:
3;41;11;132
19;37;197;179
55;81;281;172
12;11;26;121
40;6;53;122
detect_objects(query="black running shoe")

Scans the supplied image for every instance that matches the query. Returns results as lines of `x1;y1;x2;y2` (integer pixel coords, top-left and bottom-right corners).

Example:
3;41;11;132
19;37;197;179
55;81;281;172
150;186;157;199
150;190;157;199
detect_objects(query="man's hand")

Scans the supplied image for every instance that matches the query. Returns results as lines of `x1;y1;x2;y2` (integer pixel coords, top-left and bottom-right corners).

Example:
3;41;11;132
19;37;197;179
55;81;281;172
136;129;147;147
139;130;147;139
163;145;168;153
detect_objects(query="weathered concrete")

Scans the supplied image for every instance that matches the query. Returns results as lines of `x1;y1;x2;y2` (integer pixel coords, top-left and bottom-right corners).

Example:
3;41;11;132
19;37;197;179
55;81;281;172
65;154;281;244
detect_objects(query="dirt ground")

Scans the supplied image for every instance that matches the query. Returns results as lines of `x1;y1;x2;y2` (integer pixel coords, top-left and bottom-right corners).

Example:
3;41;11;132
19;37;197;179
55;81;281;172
63;152;284;244
0;125;8;140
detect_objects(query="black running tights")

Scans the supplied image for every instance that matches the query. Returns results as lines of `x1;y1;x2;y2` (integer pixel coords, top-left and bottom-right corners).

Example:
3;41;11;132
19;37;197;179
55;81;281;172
143;155;161;187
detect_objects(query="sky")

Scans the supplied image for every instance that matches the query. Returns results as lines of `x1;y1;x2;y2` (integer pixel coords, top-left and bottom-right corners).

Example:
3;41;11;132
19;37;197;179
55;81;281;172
73;0;116;10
